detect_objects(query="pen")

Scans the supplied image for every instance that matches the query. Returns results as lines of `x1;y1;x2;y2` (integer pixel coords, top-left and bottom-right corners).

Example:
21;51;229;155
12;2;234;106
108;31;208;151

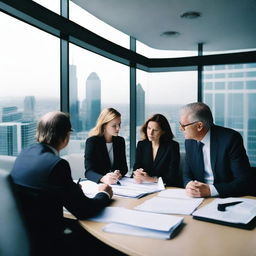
217;201;243;211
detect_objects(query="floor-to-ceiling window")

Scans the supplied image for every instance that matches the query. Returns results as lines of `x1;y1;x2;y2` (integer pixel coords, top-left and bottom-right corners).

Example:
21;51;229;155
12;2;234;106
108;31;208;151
203;63;256;166
68;43;130;167
0;12;60;156
136;69;197;152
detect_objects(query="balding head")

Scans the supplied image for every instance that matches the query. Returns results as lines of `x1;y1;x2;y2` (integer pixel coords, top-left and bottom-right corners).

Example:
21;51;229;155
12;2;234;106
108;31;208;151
36;111;72;148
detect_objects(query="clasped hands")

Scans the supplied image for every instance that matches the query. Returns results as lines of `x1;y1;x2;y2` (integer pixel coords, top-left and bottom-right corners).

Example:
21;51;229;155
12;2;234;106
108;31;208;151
101;170;122;185
133;168;157;183
185;180;210;197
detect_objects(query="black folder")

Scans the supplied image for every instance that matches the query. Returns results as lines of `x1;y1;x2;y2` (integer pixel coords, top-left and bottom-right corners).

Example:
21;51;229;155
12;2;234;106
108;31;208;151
193;215;256;230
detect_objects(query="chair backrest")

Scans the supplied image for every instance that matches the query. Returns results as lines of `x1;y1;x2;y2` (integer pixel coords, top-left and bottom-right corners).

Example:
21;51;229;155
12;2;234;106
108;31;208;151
0;168;31;256
0;155;16;173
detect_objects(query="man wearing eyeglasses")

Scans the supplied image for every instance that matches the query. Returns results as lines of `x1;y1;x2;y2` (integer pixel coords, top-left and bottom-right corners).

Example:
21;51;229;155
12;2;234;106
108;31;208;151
179;102;255;198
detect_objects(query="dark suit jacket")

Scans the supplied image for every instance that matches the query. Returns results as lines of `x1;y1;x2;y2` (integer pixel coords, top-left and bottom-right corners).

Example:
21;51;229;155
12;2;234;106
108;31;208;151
183;125;254;197
84;136;128;183
10;143;110;247
133;139;181;187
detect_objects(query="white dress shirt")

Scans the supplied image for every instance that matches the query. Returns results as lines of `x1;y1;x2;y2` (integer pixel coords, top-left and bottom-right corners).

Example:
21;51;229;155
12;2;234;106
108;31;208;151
200;130;219;197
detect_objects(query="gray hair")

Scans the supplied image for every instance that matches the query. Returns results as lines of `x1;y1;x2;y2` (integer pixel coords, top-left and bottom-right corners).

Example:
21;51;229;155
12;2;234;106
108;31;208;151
180;102;214;129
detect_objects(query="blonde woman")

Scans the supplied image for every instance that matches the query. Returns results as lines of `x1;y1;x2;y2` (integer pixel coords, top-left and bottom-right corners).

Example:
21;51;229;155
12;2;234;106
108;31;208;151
84;108;128;184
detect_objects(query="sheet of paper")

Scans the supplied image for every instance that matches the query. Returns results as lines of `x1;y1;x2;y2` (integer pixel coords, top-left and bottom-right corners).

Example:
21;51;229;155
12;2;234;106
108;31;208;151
79;180;99;198
111;177;165;198
192;197;256;224
134;196;204;215
158;188;202;199
88;206;183;231
103;222;182;240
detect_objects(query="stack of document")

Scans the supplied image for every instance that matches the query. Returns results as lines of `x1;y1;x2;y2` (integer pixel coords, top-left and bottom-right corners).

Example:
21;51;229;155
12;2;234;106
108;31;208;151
78;177;165;198
134;188;204;215
192;197;256;229
111;177;165;198
88;206;184;239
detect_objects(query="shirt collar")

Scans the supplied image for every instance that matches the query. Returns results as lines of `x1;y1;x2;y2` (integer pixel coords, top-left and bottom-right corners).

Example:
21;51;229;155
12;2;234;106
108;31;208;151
200;129;211;146
43;144;59;156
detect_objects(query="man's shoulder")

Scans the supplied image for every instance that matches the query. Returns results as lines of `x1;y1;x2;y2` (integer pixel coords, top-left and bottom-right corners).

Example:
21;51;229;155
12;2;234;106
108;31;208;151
211;125;241;138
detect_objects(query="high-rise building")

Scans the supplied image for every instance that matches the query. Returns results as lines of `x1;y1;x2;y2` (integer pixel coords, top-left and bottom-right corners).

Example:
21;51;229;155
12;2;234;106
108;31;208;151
23;96;36;122
0;106;22;122
85;72;101;130
0;122;36;156
69;64;80;131
203;63;256;166
136;83;145;126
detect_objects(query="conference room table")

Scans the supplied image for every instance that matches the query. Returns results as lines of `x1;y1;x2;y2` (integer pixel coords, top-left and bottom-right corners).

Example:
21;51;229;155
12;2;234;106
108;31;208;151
69;190;256;256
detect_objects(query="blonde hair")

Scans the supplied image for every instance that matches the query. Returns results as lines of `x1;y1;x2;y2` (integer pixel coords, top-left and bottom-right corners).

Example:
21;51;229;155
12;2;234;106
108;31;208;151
89;108;121;137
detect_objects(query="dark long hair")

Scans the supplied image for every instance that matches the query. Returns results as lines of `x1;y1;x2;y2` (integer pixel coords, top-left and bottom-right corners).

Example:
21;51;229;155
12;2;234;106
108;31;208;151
140;114;174;142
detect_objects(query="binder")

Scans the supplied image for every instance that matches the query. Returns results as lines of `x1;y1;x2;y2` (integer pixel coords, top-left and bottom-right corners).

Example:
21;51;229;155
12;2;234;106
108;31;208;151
192;197;256;230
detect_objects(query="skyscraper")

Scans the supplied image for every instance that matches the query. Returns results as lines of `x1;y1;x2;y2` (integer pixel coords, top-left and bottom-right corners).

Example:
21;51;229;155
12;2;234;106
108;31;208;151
203;63;256;166
69;64;80;131
23;96;36;122
0;106;22;122
136;83;145;126
85;72;101;130
0;122;36;156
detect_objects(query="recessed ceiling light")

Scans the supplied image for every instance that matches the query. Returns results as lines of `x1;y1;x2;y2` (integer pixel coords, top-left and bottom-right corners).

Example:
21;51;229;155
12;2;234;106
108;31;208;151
180;11;201;19
160;31;180;38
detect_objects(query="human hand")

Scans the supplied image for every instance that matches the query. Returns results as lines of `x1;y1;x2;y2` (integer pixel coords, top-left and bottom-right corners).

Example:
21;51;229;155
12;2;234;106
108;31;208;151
133;168;149;183
98;184;113;198
100;173;120;185
185;180;210;197
114;170;122;180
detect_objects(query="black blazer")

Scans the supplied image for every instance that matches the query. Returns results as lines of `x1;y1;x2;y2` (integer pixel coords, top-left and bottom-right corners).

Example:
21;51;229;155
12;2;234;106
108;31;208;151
84;135;128;183
133;139;181;187
10;143;110;246
183;125;254;197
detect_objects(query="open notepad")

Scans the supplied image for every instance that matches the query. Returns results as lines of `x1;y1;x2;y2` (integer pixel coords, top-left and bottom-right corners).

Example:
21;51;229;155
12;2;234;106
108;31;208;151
79;177;165;198
134;188;204;215
88;206;184;239
192;197;256;229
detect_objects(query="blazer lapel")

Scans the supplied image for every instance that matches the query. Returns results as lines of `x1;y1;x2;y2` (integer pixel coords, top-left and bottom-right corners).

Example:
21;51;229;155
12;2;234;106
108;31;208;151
210;126;218;181
152;142;166;169
101;137;112;170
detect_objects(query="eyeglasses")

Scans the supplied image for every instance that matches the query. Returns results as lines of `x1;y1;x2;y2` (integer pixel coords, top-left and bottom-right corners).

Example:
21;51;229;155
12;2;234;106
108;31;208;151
179;121;199;130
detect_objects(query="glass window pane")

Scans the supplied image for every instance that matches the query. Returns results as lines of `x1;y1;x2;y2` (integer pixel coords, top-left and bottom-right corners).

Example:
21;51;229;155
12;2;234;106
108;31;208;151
203;63;256;166
69;1;129;49
68;43;130;168
33;0;60;14
0;13;60;156
136;70;197;152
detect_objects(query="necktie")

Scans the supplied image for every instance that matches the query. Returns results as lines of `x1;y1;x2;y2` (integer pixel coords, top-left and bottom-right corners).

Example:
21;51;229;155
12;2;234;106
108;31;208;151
197;141;205;182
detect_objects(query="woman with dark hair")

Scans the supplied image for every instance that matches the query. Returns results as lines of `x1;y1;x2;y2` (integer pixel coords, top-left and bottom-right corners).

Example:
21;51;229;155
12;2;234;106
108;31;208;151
133;114;181;187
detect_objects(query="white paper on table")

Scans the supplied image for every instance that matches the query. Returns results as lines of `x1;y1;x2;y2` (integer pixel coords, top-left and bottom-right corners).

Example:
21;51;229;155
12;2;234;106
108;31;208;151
134;196;204;215
88;206;183;231
111;177;165;198
158;188;203;200
103;221;182;240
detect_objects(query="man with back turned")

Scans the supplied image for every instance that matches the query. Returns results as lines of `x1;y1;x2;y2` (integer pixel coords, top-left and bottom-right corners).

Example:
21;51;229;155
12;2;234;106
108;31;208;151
11;111;114;255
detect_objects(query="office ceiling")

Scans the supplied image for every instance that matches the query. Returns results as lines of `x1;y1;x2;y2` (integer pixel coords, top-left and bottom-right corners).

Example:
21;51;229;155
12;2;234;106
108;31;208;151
72;0;256;52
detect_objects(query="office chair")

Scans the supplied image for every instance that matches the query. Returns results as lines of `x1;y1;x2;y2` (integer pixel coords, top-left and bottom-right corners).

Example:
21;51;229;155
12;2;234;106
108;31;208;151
0;168;31;256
